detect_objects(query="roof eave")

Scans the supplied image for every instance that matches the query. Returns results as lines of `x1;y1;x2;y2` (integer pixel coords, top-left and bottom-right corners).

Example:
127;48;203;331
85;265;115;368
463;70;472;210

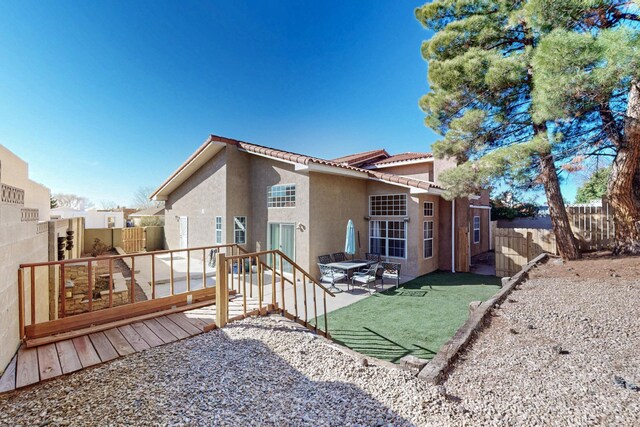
151;136;225;201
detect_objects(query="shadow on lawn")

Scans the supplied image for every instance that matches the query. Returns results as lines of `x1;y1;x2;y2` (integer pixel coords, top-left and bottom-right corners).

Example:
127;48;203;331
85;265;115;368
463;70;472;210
330;326;437;363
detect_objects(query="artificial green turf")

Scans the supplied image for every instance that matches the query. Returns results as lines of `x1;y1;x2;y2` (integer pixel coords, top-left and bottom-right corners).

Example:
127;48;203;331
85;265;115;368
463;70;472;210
317;271;501;363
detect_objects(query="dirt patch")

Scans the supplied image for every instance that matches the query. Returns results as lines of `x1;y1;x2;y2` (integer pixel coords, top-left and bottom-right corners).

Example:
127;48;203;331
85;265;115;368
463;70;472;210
529;251;640;281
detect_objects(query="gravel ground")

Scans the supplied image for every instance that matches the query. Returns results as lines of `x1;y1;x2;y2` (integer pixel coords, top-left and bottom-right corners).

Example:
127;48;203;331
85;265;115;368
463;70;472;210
444;258;640;426
0;316;464;426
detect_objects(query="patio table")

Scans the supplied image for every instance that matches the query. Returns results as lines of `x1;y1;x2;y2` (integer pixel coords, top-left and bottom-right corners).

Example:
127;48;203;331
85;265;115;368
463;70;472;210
326;260;375;288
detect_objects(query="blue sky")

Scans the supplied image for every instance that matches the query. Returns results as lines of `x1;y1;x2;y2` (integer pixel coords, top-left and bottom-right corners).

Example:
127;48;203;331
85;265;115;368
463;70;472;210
0;1;578;206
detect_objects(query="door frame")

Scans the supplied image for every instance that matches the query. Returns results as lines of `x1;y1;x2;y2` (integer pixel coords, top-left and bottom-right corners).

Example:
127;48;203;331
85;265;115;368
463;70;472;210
267;222;296;262
179;216;188;249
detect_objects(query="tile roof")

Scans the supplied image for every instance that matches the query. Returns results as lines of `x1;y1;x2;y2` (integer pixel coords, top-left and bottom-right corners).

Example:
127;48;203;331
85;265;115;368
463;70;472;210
209;135;443;191
370;152;433;166
331;149;389;167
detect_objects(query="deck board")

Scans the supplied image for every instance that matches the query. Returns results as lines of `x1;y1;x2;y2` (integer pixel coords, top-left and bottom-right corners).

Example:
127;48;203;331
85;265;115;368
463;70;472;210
0;354;17;393
143;319;177;344
118;325;150;351
16;346;39;388
56;340;82;374
103;328;136;356
2;298;261;394
72;336;101;367
37;343;63;381
156;316;191;339
131;322;164;347
167;313;202;335
89;332;119;362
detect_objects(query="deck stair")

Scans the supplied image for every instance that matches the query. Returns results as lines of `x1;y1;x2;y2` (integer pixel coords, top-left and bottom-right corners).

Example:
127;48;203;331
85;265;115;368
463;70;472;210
4;245;334;394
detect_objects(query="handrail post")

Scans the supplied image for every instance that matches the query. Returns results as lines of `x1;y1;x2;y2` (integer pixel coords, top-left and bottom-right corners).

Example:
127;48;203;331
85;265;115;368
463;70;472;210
202;248;206;289
271;252;276;307
60;264;66;317
151;254;155;300
170;252;174;296
30;266;36;325
279;253;285;314
87;261;94;312
108;258;114;308
18;269;24;339
215;252;228;327
186;249;191;292
130;257;135;304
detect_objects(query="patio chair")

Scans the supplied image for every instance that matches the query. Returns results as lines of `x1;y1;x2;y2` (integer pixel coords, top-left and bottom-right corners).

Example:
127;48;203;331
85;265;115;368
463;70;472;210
351;263;379;293
365;252;381;262
318;263;347;292
331;252;347;262
381;262;401;289
318;254;332;264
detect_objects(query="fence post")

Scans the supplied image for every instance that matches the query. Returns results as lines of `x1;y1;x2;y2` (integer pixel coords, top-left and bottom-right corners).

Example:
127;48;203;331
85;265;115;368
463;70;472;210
526;231;533;261
215;252;228;328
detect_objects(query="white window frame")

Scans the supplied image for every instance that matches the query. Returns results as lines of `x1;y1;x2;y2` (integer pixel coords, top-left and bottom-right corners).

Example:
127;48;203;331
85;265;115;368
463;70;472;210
423;220;434;259
423;201;434;217
369;220;407;259
473;215;481;244
234;216;247;244
267;184;296;208
369;194;407;217
215;216;223;244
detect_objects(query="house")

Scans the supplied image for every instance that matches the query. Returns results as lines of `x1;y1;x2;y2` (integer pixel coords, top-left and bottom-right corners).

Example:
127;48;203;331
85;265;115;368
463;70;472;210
150;134;491;278
0;145;50;375
129;206;165;227
51;208;125;229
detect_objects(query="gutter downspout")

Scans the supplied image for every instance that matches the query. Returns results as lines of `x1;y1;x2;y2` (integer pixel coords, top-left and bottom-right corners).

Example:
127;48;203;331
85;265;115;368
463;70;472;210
451;198;456;273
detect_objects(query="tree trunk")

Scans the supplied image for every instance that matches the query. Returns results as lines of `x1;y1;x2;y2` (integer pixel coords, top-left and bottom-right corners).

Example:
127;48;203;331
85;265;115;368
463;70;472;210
608;81;640;254
539;154;582;260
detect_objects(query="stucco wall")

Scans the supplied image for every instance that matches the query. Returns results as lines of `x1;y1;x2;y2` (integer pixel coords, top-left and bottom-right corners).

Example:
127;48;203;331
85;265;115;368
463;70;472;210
375;162;434;182
308;173;367;276
0;145;50;375
164;149;228;250
248;156;310;265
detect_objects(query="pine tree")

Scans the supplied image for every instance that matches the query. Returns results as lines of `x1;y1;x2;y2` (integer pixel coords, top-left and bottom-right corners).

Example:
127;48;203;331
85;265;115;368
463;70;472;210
575;167;611;203
525;0;640;254
415;0;581;259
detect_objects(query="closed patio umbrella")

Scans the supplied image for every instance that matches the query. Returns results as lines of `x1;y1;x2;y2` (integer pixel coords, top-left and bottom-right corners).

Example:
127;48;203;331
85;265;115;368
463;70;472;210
345;219;356;259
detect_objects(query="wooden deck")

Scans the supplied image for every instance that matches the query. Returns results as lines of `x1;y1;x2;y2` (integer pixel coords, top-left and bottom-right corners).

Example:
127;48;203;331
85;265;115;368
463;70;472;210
0;295;260;394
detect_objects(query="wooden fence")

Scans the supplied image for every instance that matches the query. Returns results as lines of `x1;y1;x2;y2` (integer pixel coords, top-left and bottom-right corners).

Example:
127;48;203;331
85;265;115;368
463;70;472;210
494;226;557;277
567;201;614;251
122;227;145;253
494;199;614;277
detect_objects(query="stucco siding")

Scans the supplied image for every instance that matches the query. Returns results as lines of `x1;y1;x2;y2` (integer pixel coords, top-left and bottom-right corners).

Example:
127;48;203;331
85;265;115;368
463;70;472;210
374;162;434;182
248;156;310;266
308;173;368;277
164;149;227;250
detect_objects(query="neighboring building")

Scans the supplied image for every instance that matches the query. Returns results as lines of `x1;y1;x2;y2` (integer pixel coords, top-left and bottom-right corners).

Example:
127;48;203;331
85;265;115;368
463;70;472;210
0;145;50;375
129;206;165;227
51;208;125;229
151;134;491;278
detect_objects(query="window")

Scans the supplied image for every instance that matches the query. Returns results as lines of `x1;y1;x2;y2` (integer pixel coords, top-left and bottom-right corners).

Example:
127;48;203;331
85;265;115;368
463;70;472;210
423;201;434;217
369;194;407;217
215;216;223;244
369;220;406;258
234;216;246;244
423;221;434;259
268;184;296;207
473;216;481;244
107;217;115;228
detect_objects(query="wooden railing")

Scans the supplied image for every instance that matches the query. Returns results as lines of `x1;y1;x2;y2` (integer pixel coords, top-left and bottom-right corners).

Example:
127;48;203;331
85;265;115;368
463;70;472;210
17;244;243;341
219;249;335;337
